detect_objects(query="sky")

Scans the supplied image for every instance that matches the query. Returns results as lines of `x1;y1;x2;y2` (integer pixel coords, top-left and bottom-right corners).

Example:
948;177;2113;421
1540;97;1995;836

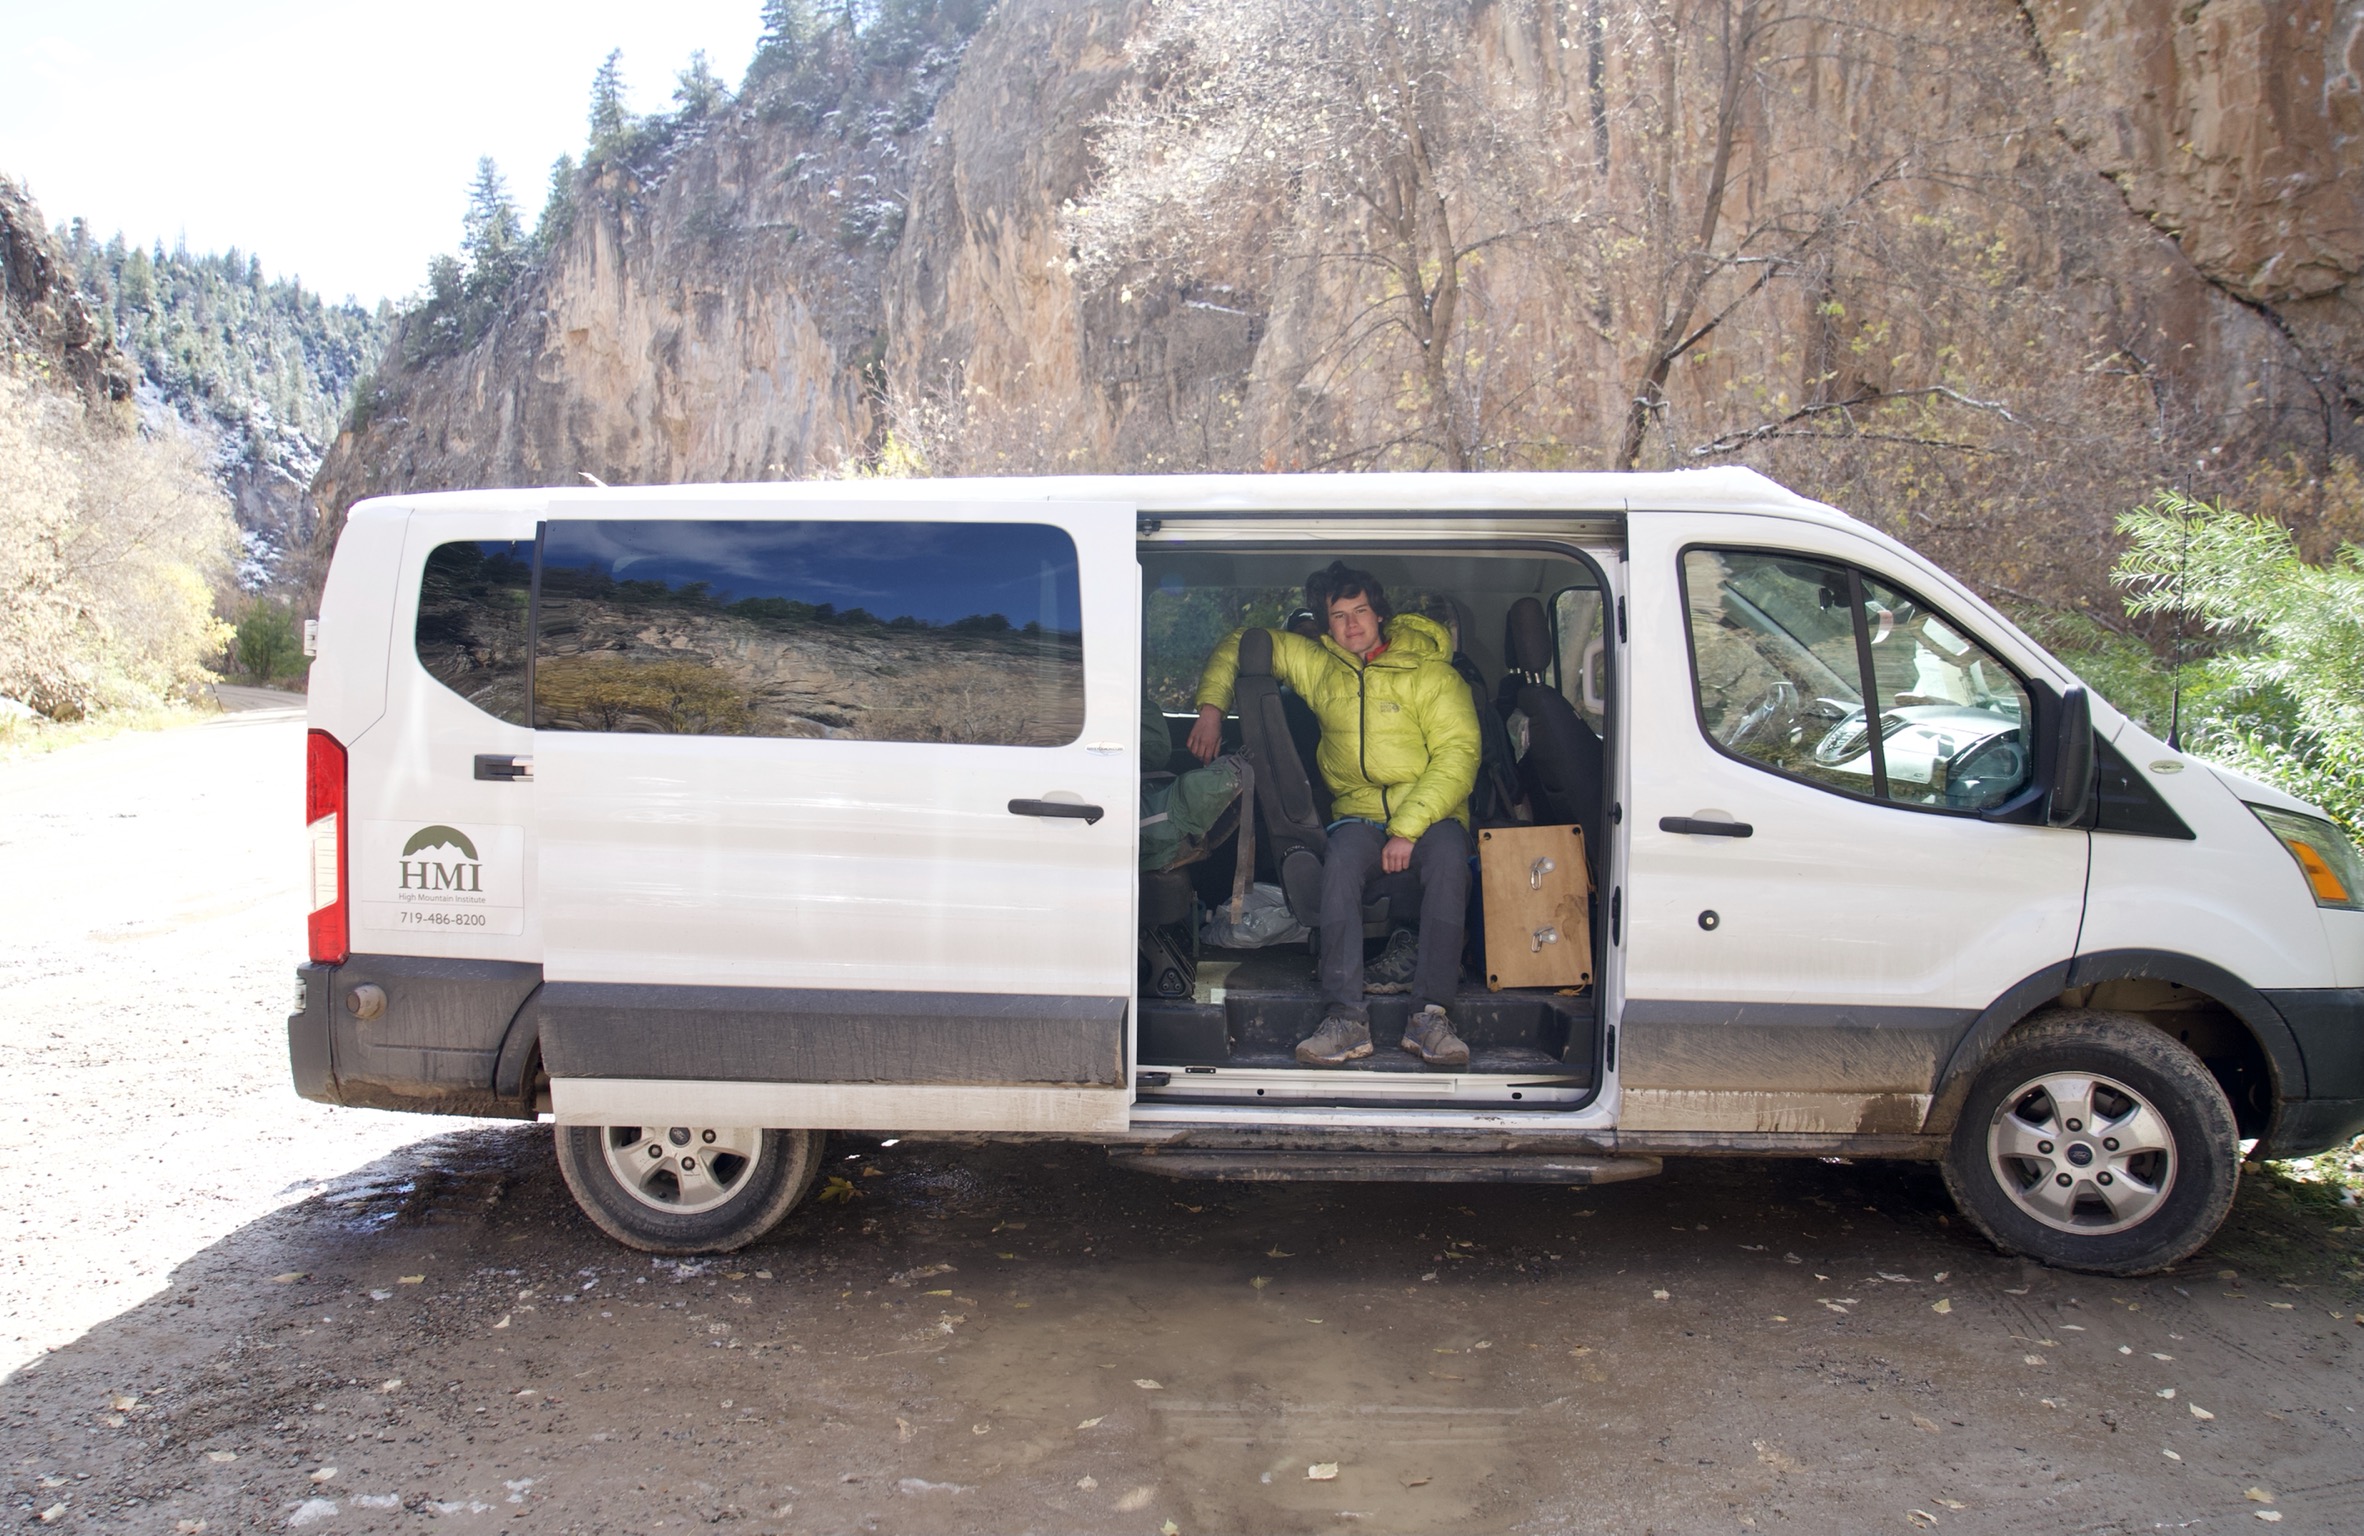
0;0;768;308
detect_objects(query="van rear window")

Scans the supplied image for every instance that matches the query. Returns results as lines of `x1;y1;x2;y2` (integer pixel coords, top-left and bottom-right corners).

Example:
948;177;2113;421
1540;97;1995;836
415;539;534;725
532;519;1085;745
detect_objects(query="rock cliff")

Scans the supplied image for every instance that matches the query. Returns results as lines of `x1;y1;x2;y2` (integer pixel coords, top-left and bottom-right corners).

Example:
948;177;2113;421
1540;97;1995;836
313;0;2364;611
0;177;133;411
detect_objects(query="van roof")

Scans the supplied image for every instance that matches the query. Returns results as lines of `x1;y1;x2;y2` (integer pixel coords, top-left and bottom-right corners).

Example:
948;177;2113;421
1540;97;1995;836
369;466;1854;528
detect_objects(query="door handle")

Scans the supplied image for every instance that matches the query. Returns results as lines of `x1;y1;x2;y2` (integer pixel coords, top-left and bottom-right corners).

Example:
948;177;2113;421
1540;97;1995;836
474;754;534;782
1009;798;1104;825
1660;815;1751;838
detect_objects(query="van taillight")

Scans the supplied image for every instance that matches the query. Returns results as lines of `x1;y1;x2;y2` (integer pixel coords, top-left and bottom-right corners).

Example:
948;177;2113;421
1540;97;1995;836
306;729;348;965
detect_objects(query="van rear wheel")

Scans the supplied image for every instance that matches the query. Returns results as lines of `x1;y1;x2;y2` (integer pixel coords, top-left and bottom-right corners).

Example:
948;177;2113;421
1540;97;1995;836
1941;1011;2238;1276
555;1124;824;1254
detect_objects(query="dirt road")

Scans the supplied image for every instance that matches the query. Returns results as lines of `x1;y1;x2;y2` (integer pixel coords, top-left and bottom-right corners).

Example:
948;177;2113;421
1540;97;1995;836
3;713;2361;1534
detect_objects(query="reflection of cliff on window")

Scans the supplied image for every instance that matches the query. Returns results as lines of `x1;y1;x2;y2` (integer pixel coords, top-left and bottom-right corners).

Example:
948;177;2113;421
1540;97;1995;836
414;539;534;725
530;519;1086;746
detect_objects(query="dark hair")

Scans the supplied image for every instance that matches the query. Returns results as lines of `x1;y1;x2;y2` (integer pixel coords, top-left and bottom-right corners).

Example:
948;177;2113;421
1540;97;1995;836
1306;561;1391;625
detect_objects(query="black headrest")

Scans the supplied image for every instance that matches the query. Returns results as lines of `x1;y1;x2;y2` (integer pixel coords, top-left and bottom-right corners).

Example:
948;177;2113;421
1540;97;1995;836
1238;625;1275;678
1506;597;1552;677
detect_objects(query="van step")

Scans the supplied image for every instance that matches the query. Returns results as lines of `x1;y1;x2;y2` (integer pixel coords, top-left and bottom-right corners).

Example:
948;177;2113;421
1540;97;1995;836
1107;1149;1662;1185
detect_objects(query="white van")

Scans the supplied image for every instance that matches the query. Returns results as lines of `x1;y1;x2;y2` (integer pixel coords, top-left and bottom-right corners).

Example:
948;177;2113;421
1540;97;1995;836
289;470;2364;1275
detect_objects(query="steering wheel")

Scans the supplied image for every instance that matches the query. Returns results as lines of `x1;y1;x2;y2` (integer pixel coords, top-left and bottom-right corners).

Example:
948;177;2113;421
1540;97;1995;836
1811;705;1900;767
1725;681;1800;754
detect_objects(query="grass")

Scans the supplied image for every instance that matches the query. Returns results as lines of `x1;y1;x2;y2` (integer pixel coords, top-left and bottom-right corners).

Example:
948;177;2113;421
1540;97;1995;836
0;699;226;764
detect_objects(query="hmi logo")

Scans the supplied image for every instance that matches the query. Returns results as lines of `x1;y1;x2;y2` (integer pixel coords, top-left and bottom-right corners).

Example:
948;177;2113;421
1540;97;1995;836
400;825;483;893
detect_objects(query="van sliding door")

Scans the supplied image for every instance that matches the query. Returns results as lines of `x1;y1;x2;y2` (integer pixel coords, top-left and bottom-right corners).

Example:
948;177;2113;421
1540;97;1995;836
530;499;1141;1134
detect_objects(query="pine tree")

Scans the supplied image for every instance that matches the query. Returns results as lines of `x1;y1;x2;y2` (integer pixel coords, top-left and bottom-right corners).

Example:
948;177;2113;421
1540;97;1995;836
587;48;630;156
534;154;578;252
460;158;527;334
674;50;728;118
750;0;821;82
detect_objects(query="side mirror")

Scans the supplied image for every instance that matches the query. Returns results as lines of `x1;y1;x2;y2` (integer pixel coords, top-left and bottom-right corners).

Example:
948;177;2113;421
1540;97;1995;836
2047;685;2093;827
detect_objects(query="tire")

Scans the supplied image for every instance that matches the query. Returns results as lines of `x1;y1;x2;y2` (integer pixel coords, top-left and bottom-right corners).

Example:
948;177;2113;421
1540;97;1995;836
1941;1010;2239;1277
555;1123;825;1255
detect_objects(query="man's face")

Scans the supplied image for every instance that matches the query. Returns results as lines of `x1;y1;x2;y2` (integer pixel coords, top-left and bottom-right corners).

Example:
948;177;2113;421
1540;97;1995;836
1327;592;1382;657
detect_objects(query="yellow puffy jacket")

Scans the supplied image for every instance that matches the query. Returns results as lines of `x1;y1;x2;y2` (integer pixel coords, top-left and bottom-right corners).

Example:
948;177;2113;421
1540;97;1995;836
1194;613;1479;841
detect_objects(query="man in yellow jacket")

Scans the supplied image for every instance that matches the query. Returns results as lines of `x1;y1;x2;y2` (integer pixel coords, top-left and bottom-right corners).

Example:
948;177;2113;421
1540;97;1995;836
1187;562;1480;1068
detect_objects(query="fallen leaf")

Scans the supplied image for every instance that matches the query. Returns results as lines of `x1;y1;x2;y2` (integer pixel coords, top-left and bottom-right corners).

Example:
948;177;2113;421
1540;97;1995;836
972;1423;990;1435
1933;1498;1966;1511
2190;1404;2216;1421
1160;1523;1181;1536
1931;1299;1952;1315
1267;1247;1294;1258
1933;1271;1950;1283
271;1273;306;1284
175;1522;206;1534
2152;1353;2174;1361
1420;1272;1438;1282
1652;1289;1670;1301
205;1450;237;1463
110;1395;137;1412
1077;1416;1104;1429
1076;1476;1097;1491
397;1274;424;1286
492;1313;511;1330
2256;1511;2283;1523
1251;1277;1270;1290
1114;1487;1153;1512
1772;1315;1789;1323
368;1289;392;1302
1401;1475;1431;1488
997;1253;1016;1260
39;1505;65;1525
755;1270;772;1280
2004;1285;2030;1295
379;1379;401;1393
896;1418;914;1442
1473;1340;1492;1350
1907;1512;1937;1529
1911;1415;1940;1434
2246;1488;2276;1505
2119;1346;2133;1355
817;1176;860;1204
1307;1463;1339;1481
309;1467;338;1482
2162;1448;2181;1461
2219;1269;2239;1280
1134;1379;1163;1390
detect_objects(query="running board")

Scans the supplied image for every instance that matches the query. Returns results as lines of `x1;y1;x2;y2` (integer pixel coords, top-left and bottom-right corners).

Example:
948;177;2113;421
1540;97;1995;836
1107;1149;1662;1185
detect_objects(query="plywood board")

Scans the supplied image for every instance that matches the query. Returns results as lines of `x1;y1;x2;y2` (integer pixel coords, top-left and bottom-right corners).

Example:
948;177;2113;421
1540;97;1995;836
1478;824;1593;991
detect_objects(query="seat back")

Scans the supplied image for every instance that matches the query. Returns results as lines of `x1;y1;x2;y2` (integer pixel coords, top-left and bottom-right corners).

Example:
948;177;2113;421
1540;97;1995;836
1233;627;1327;865
1505;597;1605;864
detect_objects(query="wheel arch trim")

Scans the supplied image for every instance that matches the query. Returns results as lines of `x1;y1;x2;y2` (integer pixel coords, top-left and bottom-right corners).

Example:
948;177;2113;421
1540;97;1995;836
1923;950;2302;1137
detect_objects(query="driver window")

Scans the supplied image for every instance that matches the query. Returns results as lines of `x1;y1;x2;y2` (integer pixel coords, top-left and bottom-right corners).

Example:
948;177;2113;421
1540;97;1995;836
1682;550;1874;798
1857;572;2032;810
1682;549;2036;813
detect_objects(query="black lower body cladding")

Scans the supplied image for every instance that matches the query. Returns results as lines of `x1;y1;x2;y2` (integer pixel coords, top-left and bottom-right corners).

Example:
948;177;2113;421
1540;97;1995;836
288;954;543;1115
536;984;1128;1087
2259;986;2364;1156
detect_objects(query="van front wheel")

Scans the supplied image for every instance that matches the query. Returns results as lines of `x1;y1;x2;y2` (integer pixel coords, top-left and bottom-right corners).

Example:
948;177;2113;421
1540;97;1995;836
1941;1011;2239;1276
555;1124;825;1254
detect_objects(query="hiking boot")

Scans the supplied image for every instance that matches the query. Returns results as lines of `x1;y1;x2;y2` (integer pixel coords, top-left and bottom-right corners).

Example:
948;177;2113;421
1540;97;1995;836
1400;1005;1471;1068
1361;928;1420;994
1295;1015;1375;1067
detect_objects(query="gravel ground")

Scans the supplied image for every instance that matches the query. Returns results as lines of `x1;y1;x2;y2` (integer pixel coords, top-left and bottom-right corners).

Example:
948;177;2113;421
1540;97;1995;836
2;713;2361;1535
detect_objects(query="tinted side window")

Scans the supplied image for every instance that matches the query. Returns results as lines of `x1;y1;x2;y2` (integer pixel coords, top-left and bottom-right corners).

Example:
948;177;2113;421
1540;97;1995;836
533;520;1085;745
415;539;534;725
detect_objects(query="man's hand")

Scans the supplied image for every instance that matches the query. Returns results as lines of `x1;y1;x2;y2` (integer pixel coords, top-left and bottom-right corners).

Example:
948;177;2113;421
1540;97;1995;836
1381;834;1415;874
1186;704;1224;764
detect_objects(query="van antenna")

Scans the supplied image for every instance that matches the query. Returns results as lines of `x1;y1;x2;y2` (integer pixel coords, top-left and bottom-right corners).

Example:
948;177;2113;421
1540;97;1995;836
579;471;611;489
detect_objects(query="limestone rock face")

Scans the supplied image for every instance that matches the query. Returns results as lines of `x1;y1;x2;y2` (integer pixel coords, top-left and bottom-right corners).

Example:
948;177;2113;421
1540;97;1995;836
313;0;2364;608
2028;0;2364;407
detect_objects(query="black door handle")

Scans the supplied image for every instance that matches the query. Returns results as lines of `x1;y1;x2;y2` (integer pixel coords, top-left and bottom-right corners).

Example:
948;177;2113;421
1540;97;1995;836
1660;815;1752;838
474;754;534;782
1010;798;1104;825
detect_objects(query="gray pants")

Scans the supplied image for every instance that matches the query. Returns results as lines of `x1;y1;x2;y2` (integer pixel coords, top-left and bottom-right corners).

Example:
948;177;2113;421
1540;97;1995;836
1318;819;1472;1021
